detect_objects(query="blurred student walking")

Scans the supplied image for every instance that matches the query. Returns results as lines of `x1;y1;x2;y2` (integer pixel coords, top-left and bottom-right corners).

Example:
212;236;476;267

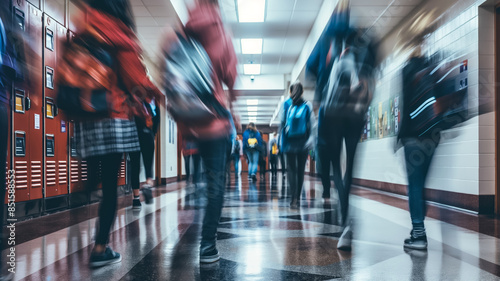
281;81;316;209
69;0;163;267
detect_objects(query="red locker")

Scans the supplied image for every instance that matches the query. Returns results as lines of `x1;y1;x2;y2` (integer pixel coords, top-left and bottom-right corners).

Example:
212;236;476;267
43;15;69;198
12;1;44;202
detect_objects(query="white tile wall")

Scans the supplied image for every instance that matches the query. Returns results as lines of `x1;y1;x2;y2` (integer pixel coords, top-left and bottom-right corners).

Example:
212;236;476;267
353;1;496;197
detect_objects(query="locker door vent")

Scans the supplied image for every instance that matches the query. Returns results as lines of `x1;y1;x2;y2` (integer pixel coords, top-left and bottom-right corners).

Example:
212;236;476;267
31;161;42;188
46;161;57;186
70;160;79;183
58;161;67;185
14;161;28;189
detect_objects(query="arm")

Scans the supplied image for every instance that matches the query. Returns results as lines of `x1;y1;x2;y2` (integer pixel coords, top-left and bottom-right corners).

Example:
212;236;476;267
305;102;317;151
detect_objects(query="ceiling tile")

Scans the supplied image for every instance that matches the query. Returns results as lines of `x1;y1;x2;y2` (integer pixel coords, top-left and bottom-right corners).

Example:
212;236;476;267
132;5;152;17
294;0;324;11
147;5;178;17
135;17;159;27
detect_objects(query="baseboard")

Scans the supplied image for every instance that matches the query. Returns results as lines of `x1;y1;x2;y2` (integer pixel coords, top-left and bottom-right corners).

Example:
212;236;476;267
352;178;495;214
161;177;178;185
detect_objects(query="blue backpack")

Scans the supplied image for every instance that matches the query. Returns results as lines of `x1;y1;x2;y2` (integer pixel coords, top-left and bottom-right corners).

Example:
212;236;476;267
285;102;310;138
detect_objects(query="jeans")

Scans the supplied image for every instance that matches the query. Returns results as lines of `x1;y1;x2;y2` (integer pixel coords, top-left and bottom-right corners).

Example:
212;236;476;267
286;152;308;204
318;117;364;226
232;154;240;174
0;103;8;265
89;153;122;245
270;155;278;174
403;137;439;225
197;137;228;254
130;126;155;189
246;150;259;176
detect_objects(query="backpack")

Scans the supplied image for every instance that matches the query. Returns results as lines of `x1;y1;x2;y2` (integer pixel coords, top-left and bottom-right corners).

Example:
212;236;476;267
164;32;226;124
407;57;468;137
322;43;372;119
285;102;310;138
56;30;115;118
247;131;258;149
271;142;278;155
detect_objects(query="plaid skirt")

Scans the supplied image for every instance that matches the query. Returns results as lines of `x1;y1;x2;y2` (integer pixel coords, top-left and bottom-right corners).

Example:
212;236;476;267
75;118;140;159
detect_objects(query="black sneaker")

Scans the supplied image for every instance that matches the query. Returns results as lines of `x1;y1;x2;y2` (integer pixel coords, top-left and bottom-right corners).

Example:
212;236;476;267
200;248;220;263
142;186;153;204
89;246;122;268
252;174;257;181
404;231;428;250
132;198;142;210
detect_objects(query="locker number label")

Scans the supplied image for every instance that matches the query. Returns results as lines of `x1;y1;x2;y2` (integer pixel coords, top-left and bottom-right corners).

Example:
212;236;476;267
34;114;40;130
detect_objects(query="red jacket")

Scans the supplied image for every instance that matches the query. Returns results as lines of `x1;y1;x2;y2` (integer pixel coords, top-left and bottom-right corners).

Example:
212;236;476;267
178;3;238;140
81;8;163;121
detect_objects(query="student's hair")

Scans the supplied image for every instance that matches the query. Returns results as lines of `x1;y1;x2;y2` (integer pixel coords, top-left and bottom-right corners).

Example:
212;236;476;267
247;122;256;131
87;0;136;31
290;81;304;98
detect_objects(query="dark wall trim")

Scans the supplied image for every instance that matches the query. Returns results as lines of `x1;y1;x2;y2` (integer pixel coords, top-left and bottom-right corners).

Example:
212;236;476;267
352;178;495;214
161;177;178;185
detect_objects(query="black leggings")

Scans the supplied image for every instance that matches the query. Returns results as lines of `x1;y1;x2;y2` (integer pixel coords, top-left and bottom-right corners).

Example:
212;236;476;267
286;152;308;203
130;127;155;190
319;117;364;226
87;153;122;245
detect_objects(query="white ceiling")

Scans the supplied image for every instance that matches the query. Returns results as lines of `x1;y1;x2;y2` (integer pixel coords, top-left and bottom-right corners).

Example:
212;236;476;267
131;0;425;126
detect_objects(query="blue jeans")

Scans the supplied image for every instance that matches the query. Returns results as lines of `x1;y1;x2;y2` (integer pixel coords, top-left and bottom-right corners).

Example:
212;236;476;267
246;150;260;176
232;154;240;174
403;137;439;225
197;137;228;254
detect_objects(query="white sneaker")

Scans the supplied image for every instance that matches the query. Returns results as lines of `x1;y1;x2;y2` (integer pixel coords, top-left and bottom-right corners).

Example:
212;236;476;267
337;225;352;251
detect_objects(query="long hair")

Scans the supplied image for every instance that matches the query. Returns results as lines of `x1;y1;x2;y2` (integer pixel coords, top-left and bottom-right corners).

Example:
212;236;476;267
290;81;304;103
87;0;136;31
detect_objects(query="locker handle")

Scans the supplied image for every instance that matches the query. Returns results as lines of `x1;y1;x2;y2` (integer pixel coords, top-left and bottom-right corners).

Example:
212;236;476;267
25;97;31;110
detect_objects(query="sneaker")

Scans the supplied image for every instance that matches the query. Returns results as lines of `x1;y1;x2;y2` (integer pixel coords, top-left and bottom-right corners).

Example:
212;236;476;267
337;225;352;251
132;198;142;210
290;200;299;210
404;231;427;250
252;174;257;181
200;248;220;263
89;246;122;268
142;186;153;204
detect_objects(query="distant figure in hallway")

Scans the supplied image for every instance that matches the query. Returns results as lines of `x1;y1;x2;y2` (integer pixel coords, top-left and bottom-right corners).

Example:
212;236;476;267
269;132;279;176
230;135;242;179
130;98;160;210
306;0;378;250
281;81;316;209
258;132;268;180
279;98;292;178
183;139;201;186
243;123;263;181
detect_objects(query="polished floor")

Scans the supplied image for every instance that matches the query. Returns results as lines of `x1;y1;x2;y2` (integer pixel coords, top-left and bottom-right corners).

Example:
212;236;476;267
6;173;500;280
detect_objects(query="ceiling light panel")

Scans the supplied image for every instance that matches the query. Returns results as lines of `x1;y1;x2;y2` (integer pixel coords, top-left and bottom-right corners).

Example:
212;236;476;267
247;107;258;112
246;99;259;106
243;64;261;75
248;112;258;116
241;38;263;54
237;0;266;23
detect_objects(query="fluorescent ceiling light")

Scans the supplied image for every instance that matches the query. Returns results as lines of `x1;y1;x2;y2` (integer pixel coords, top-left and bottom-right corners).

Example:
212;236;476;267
243;64;261;75
247;106;258;112
248;112;258;116
237;0;265;22
246;99;259;106
241;39;262;54
249;117;257;122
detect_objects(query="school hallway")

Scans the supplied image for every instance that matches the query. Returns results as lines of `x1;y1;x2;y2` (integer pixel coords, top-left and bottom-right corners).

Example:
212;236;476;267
6;173;500;281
